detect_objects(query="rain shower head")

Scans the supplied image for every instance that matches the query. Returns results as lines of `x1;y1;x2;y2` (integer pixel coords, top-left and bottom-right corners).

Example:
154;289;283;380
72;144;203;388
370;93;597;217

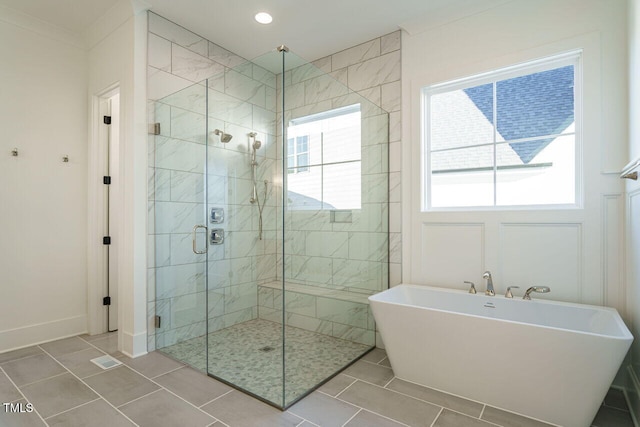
214;129;233;142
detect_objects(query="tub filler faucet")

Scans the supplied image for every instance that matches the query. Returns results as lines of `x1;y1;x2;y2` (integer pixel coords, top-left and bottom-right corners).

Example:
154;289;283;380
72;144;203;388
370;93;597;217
482;271;495;296
523;286;551;300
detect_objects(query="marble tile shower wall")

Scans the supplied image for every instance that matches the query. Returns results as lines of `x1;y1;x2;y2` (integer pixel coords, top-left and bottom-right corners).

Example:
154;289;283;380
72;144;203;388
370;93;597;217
146;12;279;351
259;32;401;345
146;11;402;352
284;31;401;291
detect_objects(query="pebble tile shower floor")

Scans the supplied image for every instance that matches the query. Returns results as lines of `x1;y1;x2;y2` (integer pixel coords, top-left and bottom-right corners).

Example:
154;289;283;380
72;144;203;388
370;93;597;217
159;319;370;404
0;331;633;426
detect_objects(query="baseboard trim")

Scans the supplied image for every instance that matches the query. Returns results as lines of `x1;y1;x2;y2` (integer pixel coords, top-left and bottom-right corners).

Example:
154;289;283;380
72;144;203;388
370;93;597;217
120;330;148;358
0;315;87;353
626;365;640;427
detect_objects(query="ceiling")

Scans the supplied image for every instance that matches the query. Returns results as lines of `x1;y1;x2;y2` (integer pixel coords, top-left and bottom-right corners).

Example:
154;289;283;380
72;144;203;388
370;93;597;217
0;0;512;61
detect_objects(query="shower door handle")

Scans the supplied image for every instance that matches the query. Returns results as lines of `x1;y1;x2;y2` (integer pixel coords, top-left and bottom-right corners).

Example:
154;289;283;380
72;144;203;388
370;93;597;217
192;225;208;254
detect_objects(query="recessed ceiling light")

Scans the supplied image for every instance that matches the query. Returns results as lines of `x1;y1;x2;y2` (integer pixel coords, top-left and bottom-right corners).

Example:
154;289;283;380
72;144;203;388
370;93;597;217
255;12;273;24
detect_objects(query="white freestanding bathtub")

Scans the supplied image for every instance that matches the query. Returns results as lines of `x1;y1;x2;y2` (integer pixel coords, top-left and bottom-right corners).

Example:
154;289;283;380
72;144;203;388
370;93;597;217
369;284;633;427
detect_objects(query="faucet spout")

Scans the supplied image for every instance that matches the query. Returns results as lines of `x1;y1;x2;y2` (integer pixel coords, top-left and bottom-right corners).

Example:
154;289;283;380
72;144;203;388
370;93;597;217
482;271;495;296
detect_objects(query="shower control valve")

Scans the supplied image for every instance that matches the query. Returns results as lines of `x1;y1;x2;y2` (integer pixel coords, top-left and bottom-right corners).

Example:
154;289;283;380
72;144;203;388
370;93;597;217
210;208;224;224
210;228;225;245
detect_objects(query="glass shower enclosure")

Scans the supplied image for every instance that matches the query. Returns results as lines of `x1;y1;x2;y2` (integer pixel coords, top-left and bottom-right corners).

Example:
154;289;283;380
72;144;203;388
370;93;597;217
149;47;389;408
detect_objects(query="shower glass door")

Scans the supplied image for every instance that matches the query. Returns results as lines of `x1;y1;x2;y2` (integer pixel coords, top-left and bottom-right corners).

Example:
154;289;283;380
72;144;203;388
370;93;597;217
151;43;388;410
151;80;210;371
204;51;284;406
281;50;388;407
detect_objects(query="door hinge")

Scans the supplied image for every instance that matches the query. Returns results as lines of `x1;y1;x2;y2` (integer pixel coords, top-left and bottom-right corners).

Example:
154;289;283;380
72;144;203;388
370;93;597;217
103;116;112;125
103;236;111;245
149;123;161;135
103;296;111;306
154;315;161;328
103;176;111;185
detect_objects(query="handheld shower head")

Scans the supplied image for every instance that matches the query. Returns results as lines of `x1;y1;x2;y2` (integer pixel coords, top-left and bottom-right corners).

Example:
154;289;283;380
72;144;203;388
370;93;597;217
213;129;233;142
249;132;262;166
248;132;261;150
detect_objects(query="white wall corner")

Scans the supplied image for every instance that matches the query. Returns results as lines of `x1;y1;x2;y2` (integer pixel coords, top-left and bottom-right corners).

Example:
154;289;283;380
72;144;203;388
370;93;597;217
84;0;148;50
115;9;148;357
86;6;148;355
626;0;640;421
119;330;148;358
132;9;149;352
132;0;152;15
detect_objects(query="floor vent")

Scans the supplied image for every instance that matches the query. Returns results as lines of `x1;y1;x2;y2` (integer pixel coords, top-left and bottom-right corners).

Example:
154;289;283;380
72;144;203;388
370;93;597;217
258;346;275;353
90;355;123;370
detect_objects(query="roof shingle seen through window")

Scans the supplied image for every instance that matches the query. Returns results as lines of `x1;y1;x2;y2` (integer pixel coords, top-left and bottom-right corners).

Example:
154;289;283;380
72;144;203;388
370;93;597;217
463;65;574;164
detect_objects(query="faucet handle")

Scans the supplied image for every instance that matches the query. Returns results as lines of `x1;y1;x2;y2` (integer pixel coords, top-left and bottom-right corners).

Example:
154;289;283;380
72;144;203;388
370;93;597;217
505;286;520;298
464;281;477;294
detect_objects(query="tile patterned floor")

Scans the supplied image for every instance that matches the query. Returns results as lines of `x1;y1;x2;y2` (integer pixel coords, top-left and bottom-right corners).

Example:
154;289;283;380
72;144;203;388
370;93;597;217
0;333;634;427
160;319;370;406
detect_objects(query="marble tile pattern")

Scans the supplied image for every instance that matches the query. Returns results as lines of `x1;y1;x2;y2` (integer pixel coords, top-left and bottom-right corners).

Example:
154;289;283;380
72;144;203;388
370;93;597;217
272;30;400;345
147;11;280;352
257;282;375;345
147;12;399;363
325;31;403;289
0;333;620;426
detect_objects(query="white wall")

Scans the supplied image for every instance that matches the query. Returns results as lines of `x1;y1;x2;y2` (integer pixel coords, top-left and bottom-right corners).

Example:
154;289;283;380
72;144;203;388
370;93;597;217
87;0;149;357
0;0;148;357
626;0;640;419
0;9;89;351
402;0;628;310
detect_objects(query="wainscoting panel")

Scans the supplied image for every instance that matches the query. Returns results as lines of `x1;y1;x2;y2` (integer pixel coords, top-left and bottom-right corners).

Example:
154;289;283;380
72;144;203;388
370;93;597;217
603;194;625;315
419;223;485;288
626;187;640;422
500;223;582;302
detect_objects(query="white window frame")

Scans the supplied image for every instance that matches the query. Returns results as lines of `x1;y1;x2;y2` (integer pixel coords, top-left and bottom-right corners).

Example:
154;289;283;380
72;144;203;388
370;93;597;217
286;104;362;210
421;50;583;212
287;135;310;174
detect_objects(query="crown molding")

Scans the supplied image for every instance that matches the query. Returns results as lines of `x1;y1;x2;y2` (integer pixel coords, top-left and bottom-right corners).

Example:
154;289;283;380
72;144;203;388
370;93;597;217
399;0;514;36
0;4;85;49
84;0;151;50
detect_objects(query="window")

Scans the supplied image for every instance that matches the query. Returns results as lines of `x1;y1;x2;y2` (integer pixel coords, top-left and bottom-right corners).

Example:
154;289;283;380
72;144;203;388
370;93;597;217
287;136;309;173
286;104;361;210
422;51;580;209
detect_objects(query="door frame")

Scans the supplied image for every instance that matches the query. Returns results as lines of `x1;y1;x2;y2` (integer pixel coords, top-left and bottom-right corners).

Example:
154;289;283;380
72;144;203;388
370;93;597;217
88;83;121;336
